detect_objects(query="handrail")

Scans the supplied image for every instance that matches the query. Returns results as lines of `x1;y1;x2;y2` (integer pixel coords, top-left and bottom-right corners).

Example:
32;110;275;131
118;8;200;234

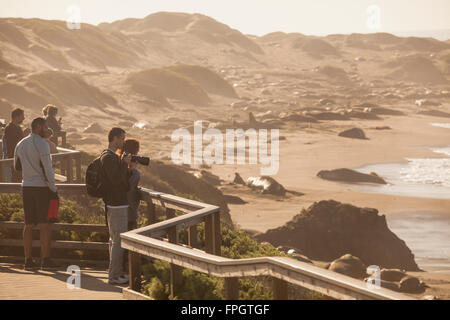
120;189;416;300
0;182;416;300
0;221;108;251
121;233;412;300
0;146;82;183
0;146;79;164
0;183;86;194
0;184;107;252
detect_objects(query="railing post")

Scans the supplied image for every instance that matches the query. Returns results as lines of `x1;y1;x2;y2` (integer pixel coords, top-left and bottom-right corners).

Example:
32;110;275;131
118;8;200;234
61;131;67;148
188;226;198;248
129;251;141;292
0;162;4;182
204;215;214;254
60;158;65;177
146;201;156;224
66;155;73;183
75;154;81;183
225;277;239;300
273;278;288;300
213;211;221;256
204;211;221;255
167;208;183;299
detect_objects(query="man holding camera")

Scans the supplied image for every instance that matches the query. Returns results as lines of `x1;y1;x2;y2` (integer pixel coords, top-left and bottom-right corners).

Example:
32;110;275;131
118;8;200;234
101;127;132;285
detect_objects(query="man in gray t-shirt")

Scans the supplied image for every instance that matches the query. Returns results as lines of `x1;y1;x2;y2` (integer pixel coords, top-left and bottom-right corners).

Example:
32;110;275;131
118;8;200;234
14;117;58;271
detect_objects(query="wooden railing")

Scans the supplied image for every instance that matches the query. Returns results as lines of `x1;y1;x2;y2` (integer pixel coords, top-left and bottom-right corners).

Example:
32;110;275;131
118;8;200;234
0;184;107;252
121;188;416;300
54;131;67;148
0;183;416;300
0;146;82;183
0;221;108;251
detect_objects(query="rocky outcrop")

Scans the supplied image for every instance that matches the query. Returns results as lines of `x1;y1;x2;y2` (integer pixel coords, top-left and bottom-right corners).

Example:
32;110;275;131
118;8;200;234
338;128;367;139
317;168;386;184
255;200;420;271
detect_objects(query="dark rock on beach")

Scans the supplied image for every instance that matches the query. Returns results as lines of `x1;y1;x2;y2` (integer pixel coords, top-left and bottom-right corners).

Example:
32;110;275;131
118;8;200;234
255;200;420;271
338;128;367;139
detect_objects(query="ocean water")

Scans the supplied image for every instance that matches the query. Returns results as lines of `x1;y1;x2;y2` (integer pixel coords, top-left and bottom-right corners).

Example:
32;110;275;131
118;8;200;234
343;123;450;271
399;158;450;188
387;212;450;272
347;123;450;199
430;123;450;129
350;159;450;200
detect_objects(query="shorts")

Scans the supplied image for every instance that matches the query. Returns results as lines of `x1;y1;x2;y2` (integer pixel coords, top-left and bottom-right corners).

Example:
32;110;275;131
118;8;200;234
22;186;50;225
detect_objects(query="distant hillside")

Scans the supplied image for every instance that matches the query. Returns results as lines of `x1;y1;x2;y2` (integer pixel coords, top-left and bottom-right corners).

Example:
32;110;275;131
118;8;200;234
127;65;235;106
26;71;118;109
382;55;448;84
0;18;140;70
0;71;118;112
0;13;449;117
165;64;238;98
99;12;263;55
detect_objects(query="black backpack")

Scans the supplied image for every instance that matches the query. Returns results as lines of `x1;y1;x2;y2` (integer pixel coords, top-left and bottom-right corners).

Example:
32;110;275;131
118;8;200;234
85;149;111;198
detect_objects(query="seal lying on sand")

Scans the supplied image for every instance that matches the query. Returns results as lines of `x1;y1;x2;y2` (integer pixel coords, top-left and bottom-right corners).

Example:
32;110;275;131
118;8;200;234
317;168;387;184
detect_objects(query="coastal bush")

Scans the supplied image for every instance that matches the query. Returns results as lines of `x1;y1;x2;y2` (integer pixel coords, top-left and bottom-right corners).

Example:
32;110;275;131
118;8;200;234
140;222;287;300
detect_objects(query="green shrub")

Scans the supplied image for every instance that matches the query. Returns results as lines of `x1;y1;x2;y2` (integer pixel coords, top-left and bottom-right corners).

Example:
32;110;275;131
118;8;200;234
140;220;286;300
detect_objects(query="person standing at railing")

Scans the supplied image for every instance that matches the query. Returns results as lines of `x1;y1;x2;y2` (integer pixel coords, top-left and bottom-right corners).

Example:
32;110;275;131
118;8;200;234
100;127;132;285
13;117;58;270
4;107;31;182
116;138;142;273
44;105;63;146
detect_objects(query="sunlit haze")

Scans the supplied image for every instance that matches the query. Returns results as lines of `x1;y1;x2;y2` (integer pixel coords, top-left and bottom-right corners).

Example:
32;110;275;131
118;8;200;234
1;0;450;39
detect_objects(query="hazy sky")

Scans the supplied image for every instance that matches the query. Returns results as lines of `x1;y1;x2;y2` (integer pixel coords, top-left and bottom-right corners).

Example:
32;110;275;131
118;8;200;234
1;0;450;36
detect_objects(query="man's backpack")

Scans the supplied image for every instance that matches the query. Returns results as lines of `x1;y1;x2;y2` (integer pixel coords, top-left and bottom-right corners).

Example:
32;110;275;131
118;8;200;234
85;149;111;198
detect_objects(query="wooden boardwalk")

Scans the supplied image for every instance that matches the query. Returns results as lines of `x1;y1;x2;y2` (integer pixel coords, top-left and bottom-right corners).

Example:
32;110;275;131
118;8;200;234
0;262;124;300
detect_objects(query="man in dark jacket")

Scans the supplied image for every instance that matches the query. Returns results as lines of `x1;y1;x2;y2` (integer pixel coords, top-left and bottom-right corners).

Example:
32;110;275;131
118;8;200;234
4;107;30;182
101;127;132;285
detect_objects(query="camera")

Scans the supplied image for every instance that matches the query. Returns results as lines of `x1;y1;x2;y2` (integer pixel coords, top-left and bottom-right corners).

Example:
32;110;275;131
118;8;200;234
123;152;150;166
